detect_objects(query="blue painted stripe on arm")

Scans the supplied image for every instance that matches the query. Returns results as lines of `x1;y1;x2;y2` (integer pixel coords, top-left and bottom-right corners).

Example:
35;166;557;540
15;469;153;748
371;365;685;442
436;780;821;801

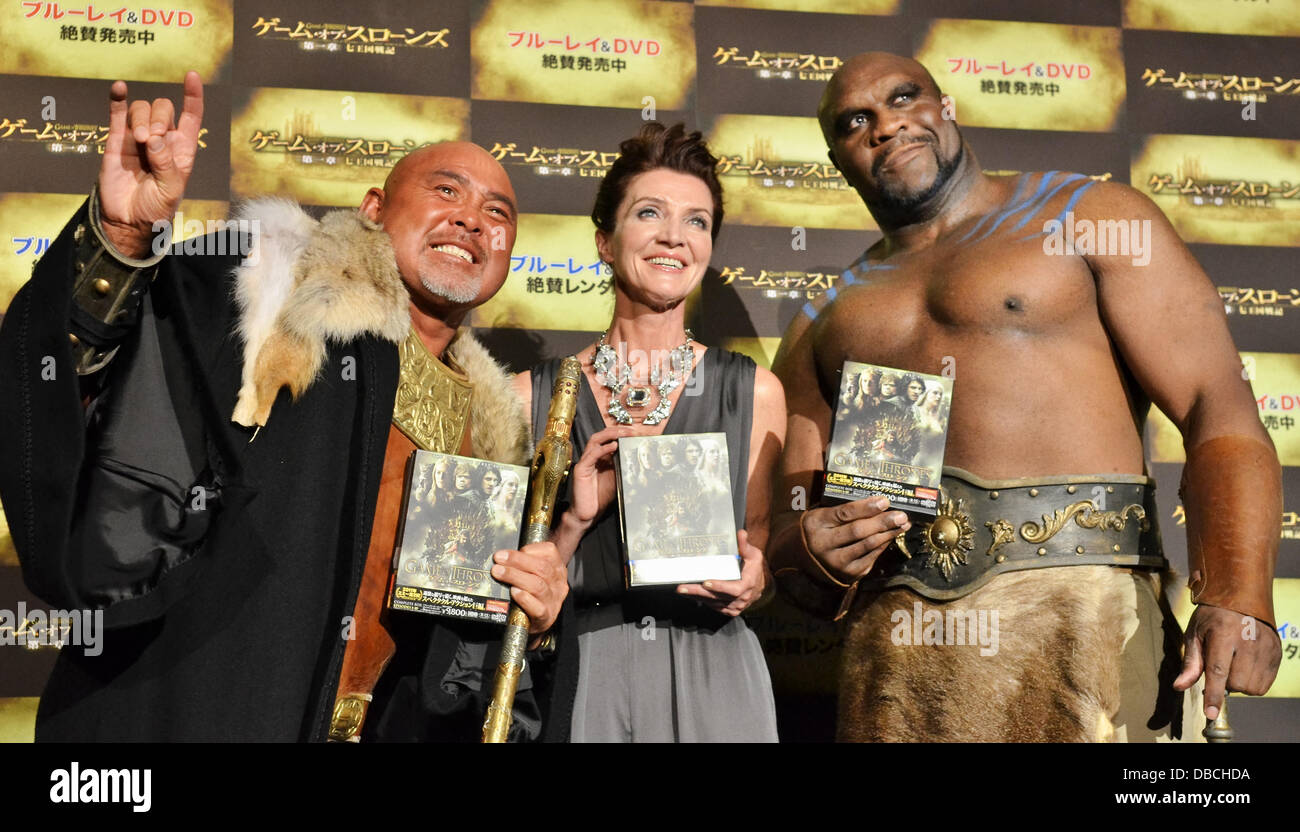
972;171;1063;243
855;262;896;278
1015;179;1098;242
1003;174;1088;234
1051;179;1097;225
960;171;1036;243
956;211;992;244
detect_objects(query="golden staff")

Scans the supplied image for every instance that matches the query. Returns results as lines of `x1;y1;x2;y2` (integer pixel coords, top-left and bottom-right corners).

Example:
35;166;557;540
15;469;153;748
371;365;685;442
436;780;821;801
482;357;582;743
1203;695;1232;743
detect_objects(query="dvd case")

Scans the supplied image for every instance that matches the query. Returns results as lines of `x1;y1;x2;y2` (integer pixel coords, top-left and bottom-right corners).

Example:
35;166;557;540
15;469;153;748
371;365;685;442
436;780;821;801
616;432;741;587
387;450;528;624
823;361;954;515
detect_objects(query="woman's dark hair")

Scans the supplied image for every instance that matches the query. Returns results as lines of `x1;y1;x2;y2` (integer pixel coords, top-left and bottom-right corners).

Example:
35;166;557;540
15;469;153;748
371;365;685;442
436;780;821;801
591;121;724;242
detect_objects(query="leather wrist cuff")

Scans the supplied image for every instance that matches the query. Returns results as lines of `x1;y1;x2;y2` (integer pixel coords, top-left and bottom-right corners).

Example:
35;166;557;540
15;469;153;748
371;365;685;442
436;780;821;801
1180;434;1281;628
797;513;862;621
69;186;168;375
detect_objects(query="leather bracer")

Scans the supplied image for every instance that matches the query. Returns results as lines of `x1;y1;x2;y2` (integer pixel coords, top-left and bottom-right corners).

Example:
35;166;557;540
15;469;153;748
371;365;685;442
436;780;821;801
1180;434;1282;628
69;187;168;374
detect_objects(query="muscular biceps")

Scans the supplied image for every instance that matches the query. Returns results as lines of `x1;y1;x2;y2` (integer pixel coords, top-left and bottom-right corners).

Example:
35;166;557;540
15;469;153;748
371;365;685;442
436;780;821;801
1081;183;1266;446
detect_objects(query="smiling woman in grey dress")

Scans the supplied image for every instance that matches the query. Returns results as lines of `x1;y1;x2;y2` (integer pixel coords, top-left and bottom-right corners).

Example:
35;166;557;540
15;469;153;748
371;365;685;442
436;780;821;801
513;122;786;742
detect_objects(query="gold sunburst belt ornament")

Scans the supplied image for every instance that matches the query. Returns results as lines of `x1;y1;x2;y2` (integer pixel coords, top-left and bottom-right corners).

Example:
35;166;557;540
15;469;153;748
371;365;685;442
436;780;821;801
895;490;975;582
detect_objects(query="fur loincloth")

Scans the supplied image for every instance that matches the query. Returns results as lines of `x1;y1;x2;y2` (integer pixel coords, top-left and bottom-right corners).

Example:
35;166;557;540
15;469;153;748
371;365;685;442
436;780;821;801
838;564;1185;742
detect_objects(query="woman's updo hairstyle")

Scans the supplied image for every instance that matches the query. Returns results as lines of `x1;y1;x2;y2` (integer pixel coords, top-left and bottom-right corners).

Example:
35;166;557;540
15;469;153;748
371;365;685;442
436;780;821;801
591;121;724;242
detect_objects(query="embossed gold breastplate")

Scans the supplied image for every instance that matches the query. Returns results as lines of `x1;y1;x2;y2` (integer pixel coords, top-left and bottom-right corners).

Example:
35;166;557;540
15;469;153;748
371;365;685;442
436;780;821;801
391;330;472;453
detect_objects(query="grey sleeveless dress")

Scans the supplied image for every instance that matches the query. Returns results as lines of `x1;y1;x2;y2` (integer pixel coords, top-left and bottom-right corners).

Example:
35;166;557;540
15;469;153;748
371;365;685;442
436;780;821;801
531;348;779;742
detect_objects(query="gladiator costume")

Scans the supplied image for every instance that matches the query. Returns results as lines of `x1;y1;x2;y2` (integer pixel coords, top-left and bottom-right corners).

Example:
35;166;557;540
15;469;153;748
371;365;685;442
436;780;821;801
781;456;1279;742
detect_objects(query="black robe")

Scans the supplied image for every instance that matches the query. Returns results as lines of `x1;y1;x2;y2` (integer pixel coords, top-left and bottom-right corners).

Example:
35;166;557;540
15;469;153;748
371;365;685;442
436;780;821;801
0;201;575;742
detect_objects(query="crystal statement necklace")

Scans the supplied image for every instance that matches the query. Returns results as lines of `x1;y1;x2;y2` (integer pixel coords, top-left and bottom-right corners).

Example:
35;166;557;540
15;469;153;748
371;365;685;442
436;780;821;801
593;329;695;425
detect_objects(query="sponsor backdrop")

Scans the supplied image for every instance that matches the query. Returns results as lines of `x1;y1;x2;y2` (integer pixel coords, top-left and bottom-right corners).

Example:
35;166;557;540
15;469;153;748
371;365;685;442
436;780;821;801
0;0;1296;742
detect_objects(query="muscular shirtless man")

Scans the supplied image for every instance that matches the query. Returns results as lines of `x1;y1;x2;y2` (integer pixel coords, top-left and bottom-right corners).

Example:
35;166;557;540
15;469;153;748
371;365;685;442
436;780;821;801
770;53;1282;742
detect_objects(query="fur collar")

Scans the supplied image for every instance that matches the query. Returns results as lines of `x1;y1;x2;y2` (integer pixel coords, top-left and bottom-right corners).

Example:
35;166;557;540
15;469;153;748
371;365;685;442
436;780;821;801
228;199;529;466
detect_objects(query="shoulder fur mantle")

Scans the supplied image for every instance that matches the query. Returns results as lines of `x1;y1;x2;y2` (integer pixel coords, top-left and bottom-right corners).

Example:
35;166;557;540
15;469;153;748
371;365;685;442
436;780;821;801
228;198;529;466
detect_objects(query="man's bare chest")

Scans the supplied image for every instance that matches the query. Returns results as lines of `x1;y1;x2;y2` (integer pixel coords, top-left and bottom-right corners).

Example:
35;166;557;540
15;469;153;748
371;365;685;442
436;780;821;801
815;233;1100;374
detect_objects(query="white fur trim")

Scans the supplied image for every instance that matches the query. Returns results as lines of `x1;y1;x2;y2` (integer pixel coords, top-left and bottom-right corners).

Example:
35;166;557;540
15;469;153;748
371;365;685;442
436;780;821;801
231;198;318;426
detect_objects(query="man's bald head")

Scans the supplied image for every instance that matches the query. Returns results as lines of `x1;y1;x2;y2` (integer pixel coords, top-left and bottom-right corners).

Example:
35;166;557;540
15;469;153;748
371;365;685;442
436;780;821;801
360;140;518;314
382;141;511;199
817;51;970;228
818;52;944;145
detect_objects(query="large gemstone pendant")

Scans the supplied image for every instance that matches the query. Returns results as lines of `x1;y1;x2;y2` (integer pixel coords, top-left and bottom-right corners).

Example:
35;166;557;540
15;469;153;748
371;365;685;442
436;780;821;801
626;387;652;407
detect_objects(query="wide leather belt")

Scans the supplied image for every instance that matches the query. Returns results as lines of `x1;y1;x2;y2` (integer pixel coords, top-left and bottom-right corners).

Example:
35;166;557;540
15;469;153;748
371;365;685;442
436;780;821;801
860;467;1167;601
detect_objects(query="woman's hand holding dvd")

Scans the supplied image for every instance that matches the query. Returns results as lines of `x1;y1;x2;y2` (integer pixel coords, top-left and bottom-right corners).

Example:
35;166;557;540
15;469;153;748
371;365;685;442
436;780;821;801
676;529;770;616
553;424;633;562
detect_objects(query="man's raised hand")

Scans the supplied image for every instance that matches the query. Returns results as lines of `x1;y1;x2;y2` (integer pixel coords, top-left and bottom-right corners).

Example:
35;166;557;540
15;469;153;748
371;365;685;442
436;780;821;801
99;71;204;258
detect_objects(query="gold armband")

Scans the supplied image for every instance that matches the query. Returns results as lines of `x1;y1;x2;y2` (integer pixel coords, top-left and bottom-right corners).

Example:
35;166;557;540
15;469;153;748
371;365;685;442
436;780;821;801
69;186;168;375
1180;434;1281;628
